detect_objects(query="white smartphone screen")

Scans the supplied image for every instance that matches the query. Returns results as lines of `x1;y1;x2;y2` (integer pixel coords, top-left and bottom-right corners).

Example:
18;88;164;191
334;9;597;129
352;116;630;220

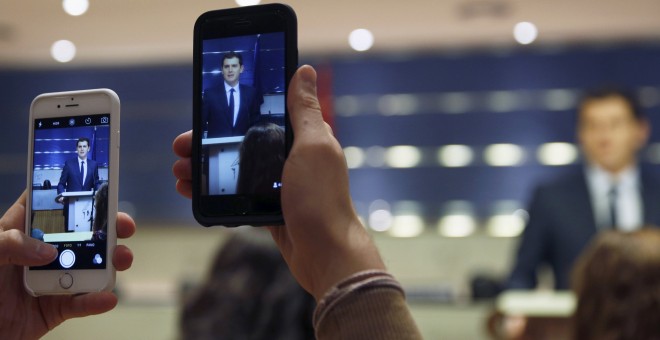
28;113;111;270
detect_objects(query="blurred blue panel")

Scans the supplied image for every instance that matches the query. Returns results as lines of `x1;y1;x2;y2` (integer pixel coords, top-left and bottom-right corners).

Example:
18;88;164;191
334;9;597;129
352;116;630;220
330;44;660;222
1;43;659;226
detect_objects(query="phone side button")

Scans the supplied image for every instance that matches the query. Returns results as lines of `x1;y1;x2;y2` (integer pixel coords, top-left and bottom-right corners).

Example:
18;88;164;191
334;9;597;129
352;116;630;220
59;273;73;289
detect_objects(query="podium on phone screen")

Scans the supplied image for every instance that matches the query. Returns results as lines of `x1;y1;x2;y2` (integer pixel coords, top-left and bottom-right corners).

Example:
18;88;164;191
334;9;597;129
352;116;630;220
61;191;95;232
203;136;244;195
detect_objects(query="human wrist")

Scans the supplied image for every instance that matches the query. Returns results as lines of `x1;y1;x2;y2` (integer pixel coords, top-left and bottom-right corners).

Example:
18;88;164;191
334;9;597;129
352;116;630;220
313;270;404;329
310;218;386;301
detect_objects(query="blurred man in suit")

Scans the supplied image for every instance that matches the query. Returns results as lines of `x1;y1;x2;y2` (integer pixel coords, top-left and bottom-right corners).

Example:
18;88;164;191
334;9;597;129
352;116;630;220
507;88;660;290
56;137;99;201
203;51;262;138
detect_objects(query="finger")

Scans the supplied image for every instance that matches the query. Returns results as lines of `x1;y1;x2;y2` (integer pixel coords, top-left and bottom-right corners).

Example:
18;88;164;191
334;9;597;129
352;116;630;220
172;158;192;181
54;291;118;322
176;179;193;199
0;229;57;266
0;191;27;232
287;65;327;138
116;212;136;239
173;130;192;158
112;245;133;271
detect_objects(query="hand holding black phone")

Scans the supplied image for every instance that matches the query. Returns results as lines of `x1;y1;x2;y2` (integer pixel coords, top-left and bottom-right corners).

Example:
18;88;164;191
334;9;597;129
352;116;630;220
192;4;297;227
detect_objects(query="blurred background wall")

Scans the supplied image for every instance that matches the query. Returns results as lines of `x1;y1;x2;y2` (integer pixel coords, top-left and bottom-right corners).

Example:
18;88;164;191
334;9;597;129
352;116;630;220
1;0;660;339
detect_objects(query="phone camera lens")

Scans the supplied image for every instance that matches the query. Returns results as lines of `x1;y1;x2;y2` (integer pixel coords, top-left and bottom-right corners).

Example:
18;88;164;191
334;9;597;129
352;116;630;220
70;97;74;101
57;105;61;108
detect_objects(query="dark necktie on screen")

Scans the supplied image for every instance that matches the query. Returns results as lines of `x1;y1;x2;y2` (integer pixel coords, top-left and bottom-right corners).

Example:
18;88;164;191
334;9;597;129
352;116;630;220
608;185;618;229
228;88;235;127
80;161;85;185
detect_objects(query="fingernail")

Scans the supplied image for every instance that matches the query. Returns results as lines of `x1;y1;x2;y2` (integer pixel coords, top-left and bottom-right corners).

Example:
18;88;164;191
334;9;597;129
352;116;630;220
36;243;57;260
299;66;317;92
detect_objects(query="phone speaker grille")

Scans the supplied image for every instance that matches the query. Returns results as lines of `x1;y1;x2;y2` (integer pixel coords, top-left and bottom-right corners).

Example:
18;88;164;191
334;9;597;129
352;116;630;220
65;104;79;107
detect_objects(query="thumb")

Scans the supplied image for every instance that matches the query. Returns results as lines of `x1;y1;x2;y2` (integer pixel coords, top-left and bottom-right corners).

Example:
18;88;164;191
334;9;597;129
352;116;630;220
287;65;326;138
0;229;58;266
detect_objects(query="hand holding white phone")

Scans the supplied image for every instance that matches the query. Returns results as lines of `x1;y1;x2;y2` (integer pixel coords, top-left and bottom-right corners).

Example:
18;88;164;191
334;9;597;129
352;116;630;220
24;89;120;295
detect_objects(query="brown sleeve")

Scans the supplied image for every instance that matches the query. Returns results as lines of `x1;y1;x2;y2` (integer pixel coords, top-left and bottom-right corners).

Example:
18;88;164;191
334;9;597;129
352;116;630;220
315;286;423;340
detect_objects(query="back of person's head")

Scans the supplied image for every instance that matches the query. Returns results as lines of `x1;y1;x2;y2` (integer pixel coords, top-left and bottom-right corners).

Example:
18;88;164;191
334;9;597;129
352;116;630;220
571;228;660;340
180;230;315;340
93;182;108;233
236;123;285;196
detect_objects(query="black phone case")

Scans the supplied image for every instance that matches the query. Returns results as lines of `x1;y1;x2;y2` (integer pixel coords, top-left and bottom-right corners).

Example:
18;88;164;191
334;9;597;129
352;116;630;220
192;4;297;227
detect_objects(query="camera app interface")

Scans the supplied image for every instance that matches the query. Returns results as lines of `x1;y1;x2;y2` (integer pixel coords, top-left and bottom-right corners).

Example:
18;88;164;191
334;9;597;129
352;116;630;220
30;114;110;270
200;32;286;207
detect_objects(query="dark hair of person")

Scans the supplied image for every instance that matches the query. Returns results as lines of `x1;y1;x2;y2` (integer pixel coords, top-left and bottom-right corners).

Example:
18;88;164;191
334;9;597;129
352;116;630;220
577;87;644;122
236;123;285;196
571;228;660;340
179;232;316;340
92;182;108;241
222;51;244;66
77;137;90;148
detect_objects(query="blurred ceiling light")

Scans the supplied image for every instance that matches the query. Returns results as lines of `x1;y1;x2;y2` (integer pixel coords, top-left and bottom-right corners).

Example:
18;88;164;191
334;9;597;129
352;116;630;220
343;146;365;169
51;40;76;63
378;94;418;115
543;89;577;111
385;145;421;168
392;200;422;215
487;214;525;237
235;0;261;6
513;22;538;45
369;199;391;213
438;92;472;114
369;209;393;232
63;0;89;16
365;146;386;167
335;95;361;116
438;144;474;167
537;142;578;166
484;144;525;166
389;215;425;238
349;28;374;52
488;91;520;112
437;214;476;237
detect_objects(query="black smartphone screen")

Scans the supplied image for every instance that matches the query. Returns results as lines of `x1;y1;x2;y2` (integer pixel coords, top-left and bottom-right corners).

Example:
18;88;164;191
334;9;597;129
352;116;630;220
29;114;111;270
192;4;297;226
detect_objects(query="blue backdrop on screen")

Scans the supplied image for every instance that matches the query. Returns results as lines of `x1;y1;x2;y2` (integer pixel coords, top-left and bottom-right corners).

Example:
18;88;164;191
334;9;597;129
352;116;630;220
33;126;109;169
0;43;659;226
202;33;285;96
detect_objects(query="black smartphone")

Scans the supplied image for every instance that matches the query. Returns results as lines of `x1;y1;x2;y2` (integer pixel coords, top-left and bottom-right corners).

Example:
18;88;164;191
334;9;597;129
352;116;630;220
192;4;297;227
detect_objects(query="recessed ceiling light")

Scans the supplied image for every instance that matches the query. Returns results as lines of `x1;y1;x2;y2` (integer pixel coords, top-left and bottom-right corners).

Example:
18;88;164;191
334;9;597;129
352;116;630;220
349;29;374;52
236;0;260;6
513;22;538;45
63;0;89;16
51;40;76;63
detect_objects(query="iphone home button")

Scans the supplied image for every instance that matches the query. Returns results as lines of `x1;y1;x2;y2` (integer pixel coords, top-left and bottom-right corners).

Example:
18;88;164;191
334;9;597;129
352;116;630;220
59;273;73;289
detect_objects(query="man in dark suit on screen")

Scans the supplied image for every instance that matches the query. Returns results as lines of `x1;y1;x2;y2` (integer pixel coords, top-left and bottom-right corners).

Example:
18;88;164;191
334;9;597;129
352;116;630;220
56;137;100;202
203;51;262;138
507;89;660;290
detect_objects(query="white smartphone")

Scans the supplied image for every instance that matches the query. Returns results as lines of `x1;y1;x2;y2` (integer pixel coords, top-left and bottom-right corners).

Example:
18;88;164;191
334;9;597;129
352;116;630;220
24;89;120;295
